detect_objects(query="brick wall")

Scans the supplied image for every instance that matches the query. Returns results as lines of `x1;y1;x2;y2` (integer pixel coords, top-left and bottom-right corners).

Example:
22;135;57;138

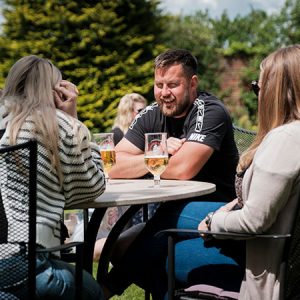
219;56;247;111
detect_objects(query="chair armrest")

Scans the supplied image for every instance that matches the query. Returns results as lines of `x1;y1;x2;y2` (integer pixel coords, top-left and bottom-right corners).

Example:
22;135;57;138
36;241;84;253
156;228;291;240
160;228;290;300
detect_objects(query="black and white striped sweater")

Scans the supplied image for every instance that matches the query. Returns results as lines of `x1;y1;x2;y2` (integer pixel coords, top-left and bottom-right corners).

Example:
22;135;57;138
0;110;106;249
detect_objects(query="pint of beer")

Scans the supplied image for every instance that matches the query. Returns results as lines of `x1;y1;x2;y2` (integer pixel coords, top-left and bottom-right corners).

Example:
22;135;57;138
93;132;116;183
144;132;168;187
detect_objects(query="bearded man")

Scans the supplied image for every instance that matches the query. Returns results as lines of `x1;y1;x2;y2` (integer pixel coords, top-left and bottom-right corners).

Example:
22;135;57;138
104;49;242;300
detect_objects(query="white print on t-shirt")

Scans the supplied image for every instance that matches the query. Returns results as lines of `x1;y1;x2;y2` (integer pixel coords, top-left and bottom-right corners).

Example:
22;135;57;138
193;98;205;133
129;103;158;130
188;133;206;142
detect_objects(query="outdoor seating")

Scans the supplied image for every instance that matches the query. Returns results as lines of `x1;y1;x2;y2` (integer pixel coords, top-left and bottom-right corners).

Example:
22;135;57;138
157;126;300;299
162;184;300;299
0;140;84;299
161;228;295;299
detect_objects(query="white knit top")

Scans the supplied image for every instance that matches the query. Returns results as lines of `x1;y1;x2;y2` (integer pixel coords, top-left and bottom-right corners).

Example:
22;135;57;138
0;110;106;249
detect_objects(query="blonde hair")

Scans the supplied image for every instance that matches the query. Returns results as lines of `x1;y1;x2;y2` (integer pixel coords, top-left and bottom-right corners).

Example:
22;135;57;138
238;44;300;172
113;93;147;133
1;55;67;184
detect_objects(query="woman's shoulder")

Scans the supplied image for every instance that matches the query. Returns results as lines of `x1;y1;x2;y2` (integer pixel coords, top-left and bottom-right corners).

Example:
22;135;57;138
267;121;300;145
55;110;90;149
56;110;86;133
255;121;300;174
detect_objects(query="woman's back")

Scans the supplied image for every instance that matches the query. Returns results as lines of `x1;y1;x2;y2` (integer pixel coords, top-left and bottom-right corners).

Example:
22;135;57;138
0;110;105;249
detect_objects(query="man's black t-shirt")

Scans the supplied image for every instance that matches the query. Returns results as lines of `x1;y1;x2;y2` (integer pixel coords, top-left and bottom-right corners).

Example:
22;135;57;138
125;91;238;202
111;127;124;145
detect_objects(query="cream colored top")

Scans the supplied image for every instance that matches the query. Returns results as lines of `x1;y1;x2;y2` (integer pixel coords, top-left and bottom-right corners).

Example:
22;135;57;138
212;121;300;300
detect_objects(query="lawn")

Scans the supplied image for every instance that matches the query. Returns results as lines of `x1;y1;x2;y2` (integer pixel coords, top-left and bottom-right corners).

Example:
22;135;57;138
93;263;148;300
111;285;146;300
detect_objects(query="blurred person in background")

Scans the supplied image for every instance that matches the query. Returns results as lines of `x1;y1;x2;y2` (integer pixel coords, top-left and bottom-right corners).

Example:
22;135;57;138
111;93;147;145
93;93;150;261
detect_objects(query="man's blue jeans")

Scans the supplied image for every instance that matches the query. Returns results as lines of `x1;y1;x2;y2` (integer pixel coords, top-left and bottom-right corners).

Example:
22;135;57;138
105;199;245;300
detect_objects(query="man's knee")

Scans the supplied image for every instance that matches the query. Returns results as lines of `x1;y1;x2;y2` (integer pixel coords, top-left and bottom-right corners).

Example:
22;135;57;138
111;223;145;265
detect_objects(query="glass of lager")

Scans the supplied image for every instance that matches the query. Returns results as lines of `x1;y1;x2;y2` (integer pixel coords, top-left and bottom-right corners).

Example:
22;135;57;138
144;132;169;188
93;133;116;183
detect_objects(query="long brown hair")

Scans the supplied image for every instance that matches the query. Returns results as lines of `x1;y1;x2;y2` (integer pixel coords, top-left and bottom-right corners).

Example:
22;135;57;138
1;55;65;185
238;44;300;172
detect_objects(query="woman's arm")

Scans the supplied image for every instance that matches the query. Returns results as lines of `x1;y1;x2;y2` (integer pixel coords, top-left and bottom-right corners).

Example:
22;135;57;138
210;127;300;235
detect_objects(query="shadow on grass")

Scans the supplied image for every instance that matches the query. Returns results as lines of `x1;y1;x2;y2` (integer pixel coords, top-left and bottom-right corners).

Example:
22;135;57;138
93;262;149;299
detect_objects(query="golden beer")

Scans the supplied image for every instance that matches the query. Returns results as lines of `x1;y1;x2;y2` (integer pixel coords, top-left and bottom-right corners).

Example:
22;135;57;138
144;156;168;176
100;149;116;175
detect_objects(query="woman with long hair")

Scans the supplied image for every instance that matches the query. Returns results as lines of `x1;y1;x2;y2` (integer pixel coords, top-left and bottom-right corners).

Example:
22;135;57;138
0;55;105;299
112;93;147;144
198;44;300;299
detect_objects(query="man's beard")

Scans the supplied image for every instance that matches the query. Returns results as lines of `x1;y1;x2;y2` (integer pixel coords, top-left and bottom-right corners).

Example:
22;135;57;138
158;90;191;117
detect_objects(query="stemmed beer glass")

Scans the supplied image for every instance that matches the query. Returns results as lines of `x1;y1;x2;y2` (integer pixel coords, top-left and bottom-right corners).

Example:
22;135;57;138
144;132;169;188
93;133;116;183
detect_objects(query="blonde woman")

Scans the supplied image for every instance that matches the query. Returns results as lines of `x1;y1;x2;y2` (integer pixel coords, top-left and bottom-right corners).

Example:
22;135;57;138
112;93;147;145
93;93;147;262
0;55;105;299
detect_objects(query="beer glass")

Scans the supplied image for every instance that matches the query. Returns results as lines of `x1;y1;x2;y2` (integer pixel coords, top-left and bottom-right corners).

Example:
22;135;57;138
93;133;116;183
144;132;169;188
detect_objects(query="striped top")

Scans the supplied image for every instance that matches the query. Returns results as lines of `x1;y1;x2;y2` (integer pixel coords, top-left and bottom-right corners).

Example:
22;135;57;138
0;110;106;249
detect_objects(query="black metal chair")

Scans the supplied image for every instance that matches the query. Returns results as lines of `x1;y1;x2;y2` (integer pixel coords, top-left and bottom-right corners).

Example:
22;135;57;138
162;192;300;300
0;140;84;300
159;126;300;299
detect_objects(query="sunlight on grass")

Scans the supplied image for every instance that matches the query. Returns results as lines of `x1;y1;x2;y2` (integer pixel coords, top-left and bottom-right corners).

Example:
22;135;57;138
93;263;148;299
111;285;146;300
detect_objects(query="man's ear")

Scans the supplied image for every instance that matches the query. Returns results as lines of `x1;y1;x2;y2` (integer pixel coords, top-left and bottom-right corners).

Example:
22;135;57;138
190;75;198;89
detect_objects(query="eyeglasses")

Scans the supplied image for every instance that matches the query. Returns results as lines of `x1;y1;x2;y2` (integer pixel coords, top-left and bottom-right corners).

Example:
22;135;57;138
251;80;260;97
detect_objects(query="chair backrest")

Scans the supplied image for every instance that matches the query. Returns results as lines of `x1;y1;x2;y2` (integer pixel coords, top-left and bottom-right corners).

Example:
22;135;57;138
283;192;300;299
0;140;37;300
233;125;256;155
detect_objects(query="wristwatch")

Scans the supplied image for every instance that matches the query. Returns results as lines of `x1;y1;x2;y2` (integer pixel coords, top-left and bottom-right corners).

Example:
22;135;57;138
205;212;214;230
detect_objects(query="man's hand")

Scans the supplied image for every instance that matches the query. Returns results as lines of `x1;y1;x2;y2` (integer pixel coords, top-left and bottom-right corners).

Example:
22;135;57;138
167;137;186;155
54;80;79;118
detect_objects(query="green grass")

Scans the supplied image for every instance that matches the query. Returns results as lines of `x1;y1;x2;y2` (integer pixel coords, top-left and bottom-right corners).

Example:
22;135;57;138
93;263;148;299
111;285;146;300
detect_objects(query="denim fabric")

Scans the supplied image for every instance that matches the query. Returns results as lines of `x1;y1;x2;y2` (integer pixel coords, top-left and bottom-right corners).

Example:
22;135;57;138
173;238;244;290
106;199;245;300
0;292;19;299
36;252;103;300
0;250;28;298
131;203;159;225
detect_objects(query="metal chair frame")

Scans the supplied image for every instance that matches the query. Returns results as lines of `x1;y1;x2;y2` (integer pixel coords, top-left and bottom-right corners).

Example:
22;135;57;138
159;125;300;299
162;229;292;300
0;140;84;300
233;125;256;155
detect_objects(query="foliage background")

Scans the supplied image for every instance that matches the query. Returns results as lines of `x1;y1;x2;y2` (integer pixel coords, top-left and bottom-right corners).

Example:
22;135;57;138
1;0;300;298
0;0;300;132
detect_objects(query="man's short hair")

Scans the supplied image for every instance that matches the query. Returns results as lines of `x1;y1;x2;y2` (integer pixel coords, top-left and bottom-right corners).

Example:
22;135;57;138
154;49;198;78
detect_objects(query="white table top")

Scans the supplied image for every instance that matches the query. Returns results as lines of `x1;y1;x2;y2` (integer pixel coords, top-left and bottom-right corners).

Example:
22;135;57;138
68;179;216;209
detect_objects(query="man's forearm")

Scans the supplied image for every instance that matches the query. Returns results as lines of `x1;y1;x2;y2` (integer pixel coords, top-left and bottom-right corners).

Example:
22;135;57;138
109;152;149;179
161;155;193;180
